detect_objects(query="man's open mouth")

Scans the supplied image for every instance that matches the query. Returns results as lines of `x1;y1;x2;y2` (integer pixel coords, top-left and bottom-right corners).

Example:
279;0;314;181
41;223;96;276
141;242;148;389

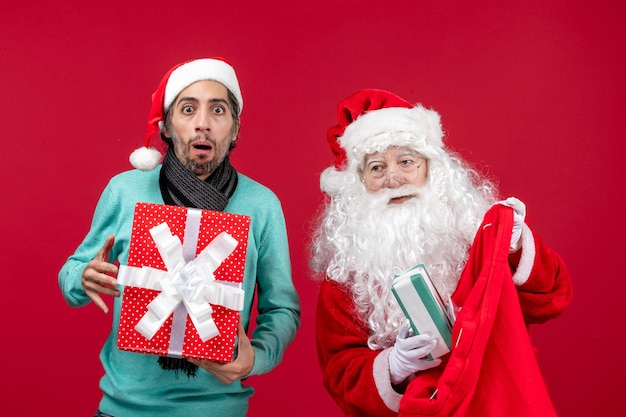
193;143;212;150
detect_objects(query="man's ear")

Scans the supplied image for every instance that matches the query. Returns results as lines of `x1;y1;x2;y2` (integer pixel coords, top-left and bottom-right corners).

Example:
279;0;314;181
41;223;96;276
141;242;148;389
160;109;173;139
161;124;172;139
229;125;240;150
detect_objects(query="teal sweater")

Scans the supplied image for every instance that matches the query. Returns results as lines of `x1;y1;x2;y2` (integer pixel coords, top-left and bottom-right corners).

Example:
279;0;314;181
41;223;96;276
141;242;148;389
59;167;301;417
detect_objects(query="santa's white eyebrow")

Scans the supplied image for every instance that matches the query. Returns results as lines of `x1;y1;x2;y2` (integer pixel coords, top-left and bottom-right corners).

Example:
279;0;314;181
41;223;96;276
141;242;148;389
364;155;385;166
394;148;420;157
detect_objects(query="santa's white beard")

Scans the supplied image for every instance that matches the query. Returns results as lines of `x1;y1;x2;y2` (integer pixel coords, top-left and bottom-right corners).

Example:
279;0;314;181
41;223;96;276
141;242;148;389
320;181;487;349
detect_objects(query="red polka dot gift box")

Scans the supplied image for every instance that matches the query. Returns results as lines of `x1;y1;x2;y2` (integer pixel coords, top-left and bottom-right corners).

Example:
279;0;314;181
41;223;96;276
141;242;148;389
116;202;250;362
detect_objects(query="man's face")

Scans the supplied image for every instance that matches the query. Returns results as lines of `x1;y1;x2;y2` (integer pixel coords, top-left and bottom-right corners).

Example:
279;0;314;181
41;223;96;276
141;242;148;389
361;146;428;204
164;80;237;180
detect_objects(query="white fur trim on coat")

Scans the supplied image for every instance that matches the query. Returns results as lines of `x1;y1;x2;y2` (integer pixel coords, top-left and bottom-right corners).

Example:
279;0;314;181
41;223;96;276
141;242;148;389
512;223;535;286
373;348;403;412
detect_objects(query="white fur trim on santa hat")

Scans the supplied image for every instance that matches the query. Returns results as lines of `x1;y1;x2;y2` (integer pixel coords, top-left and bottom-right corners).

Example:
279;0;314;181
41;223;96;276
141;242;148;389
129;146;162;171
164;58;243;114
340;105;443;166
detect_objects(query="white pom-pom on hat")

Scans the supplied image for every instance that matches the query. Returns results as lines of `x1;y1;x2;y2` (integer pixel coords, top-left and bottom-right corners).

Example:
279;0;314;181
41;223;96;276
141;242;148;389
320;166;348;196
129;57;242;171
129;146;162;171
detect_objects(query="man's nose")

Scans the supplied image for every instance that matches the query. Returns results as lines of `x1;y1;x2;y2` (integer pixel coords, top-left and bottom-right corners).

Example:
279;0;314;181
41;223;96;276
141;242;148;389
195;110;211;132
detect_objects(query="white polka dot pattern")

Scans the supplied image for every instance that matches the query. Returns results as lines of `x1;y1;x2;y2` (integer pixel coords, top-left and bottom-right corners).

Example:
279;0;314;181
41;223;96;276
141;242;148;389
117;203;251;363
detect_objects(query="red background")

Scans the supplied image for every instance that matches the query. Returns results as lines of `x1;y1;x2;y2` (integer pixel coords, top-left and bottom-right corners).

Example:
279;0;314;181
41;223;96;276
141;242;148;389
1;1;623;415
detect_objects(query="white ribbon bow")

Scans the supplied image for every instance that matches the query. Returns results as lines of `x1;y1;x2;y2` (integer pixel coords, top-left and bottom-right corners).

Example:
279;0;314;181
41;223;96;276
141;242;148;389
118;222;245;342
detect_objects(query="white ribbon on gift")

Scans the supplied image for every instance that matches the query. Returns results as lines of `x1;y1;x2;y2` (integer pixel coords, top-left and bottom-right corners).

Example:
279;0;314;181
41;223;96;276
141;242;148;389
118;218;245;345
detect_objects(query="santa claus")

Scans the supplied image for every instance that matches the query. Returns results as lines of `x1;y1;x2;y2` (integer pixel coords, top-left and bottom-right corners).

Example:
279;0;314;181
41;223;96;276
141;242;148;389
310;89;573;417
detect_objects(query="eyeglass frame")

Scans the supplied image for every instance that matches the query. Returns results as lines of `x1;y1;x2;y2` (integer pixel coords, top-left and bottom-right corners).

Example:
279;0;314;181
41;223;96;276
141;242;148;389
359;147;428;192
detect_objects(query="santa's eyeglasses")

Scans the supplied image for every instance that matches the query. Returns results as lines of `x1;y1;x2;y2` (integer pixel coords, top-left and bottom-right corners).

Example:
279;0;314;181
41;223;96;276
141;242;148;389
362;158;425;190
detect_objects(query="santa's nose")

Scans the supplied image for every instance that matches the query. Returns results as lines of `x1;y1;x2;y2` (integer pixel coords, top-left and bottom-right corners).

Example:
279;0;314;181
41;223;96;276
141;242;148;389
384;172;407;188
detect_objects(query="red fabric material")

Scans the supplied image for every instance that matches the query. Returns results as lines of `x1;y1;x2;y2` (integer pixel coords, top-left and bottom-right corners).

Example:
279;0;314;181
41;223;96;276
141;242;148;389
398;205;566;417
326;89;414;169
515;239;573;325
316;278;397;417
145;60;190;149
315;204;572;416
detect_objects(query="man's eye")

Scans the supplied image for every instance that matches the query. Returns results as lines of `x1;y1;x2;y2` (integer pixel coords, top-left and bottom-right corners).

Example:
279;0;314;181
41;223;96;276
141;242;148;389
182;105;194;114
213;106;225;115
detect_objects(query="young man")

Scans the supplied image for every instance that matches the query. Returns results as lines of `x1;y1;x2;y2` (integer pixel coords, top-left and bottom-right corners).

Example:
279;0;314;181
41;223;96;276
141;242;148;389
59;58;301;417
310;89;573;417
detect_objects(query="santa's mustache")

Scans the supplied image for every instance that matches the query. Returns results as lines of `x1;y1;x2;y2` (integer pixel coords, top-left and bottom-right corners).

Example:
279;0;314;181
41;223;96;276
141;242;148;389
365;184;426;205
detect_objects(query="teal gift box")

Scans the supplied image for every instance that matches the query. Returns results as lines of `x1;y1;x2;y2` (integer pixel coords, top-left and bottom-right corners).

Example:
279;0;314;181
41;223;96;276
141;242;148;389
391;264;454;359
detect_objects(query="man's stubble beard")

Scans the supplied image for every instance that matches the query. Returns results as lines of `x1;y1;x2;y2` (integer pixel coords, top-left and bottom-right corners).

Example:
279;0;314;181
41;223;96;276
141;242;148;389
175;132;233;178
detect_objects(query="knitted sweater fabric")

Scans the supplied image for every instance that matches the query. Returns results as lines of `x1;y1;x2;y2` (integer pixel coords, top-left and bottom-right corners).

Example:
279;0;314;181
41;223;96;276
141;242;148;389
59;167;301;417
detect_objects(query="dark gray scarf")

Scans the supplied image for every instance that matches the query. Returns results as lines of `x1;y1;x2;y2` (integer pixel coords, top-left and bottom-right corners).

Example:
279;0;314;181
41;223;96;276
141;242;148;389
157;146;238;377
159;146;238;211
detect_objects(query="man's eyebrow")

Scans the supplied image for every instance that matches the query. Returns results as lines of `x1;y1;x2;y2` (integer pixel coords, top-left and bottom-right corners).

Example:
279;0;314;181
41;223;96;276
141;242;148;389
175;97;229;105
175;96;198;106
208;98;229;105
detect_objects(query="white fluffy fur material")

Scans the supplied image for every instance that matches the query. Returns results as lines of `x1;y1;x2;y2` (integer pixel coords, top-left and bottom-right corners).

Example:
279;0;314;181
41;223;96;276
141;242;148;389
163;58;243;114
340;106;443;165
373;348;402;412
129;146;162;171
511;223;535;286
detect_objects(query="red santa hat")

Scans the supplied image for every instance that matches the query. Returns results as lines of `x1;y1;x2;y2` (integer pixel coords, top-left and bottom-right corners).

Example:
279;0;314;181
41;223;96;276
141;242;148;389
321;89;444;194
129;57;243;170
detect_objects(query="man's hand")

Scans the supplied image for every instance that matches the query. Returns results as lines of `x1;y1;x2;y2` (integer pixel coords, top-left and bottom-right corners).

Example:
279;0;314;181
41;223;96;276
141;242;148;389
81;235;120;313
388;322;442;385
188;319;255;384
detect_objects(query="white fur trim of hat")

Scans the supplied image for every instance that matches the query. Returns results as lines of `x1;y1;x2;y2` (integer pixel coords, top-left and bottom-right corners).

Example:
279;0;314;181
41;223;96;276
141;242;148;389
163;58;243;115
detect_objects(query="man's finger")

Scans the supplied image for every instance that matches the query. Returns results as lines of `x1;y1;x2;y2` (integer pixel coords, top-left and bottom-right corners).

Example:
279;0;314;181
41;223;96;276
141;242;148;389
237;320;247;340
88;292;109;314
96;235;115;262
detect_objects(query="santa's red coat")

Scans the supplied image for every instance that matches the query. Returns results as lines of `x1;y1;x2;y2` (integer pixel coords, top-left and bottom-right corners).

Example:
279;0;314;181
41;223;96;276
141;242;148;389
315;205;573;417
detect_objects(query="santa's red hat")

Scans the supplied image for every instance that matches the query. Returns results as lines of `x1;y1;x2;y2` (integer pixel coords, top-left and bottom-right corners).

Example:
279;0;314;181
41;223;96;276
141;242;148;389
321;89;444;194
129;57;243;170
